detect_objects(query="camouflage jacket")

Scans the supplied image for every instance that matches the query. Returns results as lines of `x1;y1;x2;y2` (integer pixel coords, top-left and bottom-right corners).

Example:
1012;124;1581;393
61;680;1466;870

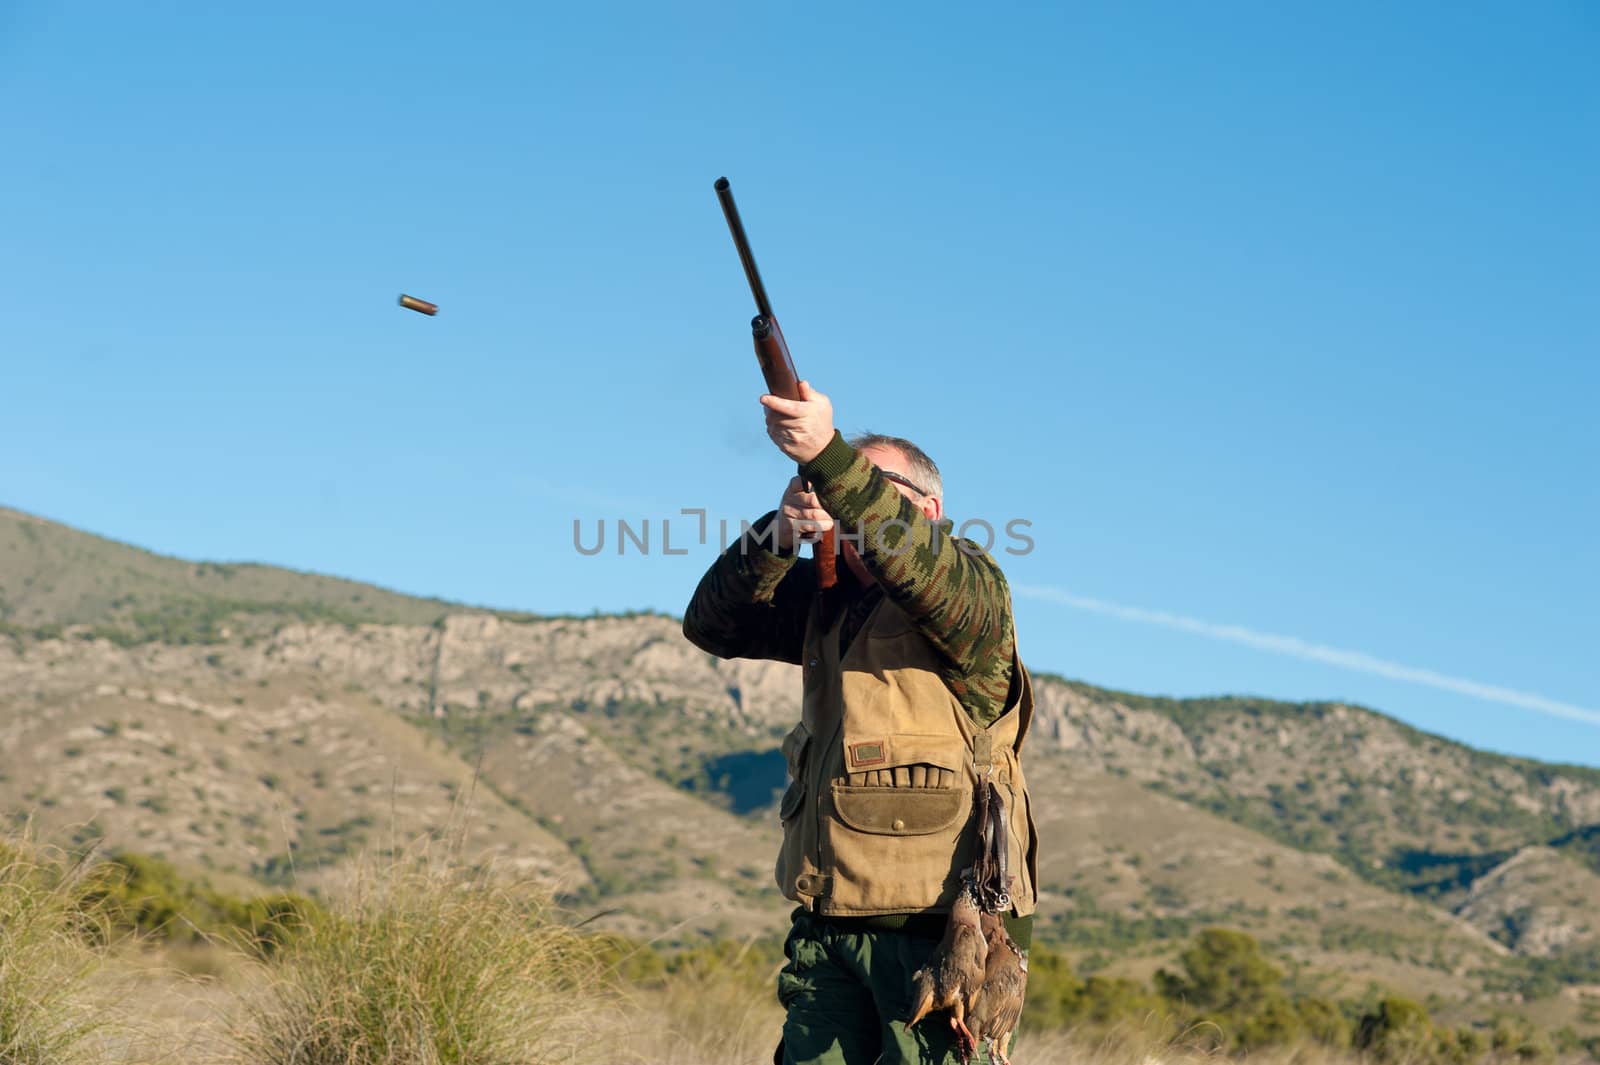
683;432;1017;727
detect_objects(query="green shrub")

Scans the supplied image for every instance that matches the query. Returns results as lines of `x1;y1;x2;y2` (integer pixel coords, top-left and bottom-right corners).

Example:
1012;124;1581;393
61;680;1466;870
1489;1017;1555;1062
1019;944;1084;1029
1155;927;1283;1016
1233;996;1302;1048
1355;994;1434;1059
1296;994;1352;1047
1075;974;1167;1026
80;850;318;956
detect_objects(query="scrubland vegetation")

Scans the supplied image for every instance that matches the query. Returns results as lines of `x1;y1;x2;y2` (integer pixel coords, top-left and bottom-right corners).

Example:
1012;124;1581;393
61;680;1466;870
0;830;1594;1065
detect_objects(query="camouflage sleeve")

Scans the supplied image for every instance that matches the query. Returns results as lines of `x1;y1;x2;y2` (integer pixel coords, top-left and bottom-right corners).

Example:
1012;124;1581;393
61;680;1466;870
681;510;813;666
801;433;1016;727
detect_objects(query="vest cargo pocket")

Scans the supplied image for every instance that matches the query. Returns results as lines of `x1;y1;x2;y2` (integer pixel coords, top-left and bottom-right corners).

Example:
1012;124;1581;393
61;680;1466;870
824;735;971;912
998;778;1037;914
781;722;811;778
821;781;975;913
779;722;811;823
775;720;818;901
778;779;805;822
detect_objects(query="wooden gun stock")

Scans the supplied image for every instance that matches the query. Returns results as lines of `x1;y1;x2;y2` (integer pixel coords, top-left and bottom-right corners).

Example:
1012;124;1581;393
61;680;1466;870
715;178;837;589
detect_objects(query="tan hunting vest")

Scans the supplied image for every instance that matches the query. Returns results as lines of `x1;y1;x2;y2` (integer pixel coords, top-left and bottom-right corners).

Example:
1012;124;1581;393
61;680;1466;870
775;591;1038;917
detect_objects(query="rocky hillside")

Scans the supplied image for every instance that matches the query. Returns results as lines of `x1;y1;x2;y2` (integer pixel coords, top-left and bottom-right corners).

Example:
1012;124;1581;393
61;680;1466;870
1033;680;1600;889
2;505;1597;1036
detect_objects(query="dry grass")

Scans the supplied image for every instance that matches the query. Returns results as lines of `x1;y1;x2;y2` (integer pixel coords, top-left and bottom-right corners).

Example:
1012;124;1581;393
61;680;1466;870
607;942;785;1065
4;822;1594;1065
218;848;609;1065
1016;1019;1302;1065
0;834;117;1065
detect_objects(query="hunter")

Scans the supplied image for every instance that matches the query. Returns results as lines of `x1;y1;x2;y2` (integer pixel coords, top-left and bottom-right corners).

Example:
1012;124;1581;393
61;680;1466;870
683;380;1038;1065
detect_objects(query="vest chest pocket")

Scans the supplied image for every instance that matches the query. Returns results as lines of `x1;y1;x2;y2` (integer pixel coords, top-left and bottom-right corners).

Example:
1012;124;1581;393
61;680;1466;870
831;734;967;835
841;735;964;787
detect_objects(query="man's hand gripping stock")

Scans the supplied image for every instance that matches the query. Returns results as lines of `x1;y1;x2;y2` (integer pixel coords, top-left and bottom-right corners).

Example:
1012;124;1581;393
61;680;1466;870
774;476;834;554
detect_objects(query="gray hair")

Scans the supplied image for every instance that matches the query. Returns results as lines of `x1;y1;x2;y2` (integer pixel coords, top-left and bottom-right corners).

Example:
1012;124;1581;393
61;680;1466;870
848;432;944;501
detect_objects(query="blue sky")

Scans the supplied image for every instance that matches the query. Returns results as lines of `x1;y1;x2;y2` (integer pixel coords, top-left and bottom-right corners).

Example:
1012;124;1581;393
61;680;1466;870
3;3;1595;767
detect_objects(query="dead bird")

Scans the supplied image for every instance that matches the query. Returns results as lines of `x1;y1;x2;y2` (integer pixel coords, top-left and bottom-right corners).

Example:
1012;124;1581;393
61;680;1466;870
907;885;988;1060
970;911;1027;1065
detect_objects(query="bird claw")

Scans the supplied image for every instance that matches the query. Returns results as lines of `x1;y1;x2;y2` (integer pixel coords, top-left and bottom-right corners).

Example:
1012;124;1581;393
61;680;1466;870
951;1017;977;1063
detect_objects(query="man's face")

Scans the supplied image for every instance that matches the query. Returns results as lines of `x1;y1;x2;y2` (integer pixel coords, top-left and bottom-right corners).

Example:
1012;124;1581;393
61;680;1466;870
847;445;943;585
858;445;942;523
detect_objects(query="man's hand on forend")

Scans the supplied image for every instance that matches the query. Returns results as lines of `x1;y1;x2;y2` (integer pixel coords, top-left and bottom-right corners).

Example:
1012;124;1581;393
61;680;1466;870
760;380;835;465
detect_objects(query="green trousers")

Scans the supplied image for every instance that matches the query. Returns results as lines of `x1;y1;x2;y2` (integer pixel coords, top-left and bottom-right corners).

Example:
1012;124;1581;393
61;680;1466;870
776;910;995;1065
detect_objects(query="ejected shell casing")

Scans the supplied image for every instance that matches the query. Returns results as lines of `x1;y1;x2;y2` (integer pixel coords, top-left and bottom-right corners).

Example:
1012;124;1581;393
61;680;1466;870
398;294;438;316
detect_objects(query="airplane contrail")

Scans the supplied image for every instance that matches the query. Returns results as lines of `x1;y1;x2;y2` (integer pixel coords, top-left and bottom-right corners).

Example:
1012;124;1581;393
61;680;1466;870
1013;585;1600;728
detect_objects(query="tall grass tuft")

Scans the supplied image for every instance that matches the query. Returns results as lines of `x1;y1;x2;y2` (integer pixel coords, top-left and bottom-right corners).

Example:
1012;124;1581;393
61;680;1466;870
608;938;785;1065
224;848;608;1065
0;835;112;1065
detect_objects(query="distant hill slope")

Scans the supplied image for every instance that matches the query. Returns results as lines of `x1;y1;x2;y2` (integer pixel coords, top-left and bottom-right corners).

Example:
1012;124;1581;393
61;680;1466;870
1455;846;1600;957
1029;678;1600;889
0;505;478;641
2;505;1597;1036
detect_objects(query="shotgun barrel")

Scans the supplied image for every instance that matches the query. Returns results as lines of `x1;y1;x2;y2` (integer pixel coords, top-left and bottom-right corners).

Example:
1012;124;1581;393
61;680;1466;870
715;178;837;589
715;178;773;321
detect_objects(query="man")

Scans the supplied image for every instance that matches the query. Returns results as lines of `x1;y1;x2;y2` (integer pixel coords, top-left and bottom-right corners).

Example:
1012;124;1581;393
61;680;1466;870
683;380;1038;1065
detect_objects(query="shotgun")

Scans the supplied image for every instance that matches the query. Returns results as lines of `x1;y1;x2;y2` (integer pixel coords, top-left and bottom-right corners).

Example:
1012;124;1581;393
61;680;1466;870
714;177;838;589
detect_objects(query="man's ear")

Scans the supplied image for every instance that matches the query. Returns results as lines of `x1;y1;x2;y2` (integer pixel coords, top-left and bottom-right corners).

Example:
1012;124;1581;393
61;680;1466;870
923;497;943;523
